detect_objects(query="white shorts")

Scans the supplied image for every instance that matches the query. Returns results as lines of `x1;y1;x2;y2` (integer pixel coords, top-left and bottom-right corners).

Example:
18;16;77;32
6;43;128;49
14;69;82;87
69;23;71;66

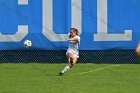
66;49;79;58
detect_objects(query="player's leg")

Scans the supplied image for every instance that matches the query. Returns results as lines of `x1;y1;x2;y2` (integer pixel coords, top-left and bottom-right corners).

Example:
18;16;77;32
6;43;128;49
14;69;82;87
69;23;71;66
68;51;79;67
59;52;74;75
136;41;140;58
136;42;140;54
68;56;77;68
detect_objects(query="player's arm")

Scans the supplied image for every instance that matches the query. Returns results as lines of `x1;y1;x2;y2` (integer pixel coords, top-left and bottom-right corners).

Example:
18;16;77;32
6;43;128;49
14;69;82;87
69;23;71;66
68;37;80;42
136;40;140;54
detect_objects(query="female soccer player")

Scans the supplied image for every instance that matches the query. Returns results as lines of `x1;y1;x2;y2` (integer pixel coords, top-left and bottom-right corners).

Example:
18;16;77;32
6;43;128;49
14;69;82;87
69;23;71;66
59;28;80;75
136;40;140;56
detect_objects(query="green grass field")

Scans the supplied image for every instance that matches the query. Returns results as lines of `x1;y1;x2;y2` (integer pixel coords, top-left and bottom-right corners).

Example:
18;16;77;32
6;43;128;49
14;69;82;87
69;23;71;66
0;63;140;93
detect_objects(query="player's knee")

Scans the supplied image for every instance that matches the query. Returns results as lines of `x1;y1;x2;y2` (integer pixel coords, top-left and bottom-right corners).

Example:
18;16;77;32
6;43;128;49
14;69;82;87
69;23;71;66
69;64;73;68
69;57;77;68
67;52;73;58
70;57;74;64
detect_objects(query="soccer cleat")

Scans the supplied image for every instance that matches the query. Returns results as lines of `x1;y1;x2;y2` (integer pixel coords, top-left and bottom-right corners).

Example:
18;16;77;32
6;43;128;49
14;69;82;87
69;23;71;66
58;72;64;76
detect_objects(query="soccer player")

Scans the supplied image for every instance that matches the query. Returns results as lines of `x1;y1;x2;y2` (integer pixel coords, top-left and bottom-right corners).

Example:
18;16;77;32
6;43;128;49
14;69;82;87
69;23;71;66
136;40;140;55
59;28;80;75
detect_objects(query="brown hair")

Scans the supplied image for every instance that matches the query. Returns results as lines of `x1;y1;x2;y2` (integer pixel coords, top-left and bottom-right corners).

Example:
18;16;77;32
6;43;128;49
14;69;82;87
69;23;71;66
69;28;78;38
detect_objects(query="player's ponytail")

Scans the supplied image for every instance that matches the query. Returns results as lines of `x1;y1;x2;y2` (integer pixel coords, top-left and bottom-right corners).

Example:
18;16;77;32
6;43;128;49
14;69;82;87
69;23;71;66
75;28;78;35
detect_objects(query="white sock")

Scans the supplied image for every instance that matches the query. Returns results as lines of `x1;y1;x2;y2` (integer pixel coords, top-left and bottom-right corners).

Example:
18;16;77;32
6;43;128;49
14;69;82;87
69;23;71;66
68;58;70;63
61;66;70;73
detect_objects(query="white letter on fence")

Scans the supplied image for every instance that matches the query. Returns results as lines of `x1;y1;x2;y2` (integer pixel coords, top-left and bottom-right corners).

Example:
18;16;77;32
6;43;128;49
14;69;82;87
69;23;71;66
0;0;28;42
42;0;82;41
94;0;132;41
72;0;82;35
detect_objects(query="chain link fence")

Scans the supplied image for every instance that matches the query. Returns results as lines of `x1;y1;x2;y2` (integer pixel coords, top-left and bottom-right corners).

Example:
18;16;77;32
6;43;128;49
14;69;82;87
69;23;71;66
0;50;140;64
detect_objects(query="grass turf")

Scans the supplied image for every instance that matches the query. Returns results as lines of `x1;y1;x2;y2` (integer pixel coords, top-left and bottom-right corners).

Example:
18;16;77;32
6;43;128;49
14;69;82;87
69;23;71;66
0;63;140;93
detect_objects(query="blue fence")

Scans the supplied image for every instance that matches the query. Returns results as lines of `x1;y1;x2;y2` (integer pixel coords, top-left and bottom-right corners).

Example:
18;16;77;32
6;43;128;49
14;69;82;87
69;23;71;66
0;0;140;50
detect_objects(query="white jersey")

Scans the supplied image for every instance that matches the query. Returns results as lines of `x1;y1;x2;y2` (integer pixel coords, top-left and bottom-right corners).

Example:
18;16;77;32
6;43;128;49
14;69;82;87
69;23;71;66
68;35;80;51
66;35;80;58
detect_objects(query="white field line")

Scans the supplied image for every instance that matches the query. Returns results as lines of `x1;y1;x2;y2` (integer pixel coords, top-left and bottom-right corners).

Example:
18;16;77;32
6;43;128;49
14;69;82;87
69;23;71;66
69;64;120;75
